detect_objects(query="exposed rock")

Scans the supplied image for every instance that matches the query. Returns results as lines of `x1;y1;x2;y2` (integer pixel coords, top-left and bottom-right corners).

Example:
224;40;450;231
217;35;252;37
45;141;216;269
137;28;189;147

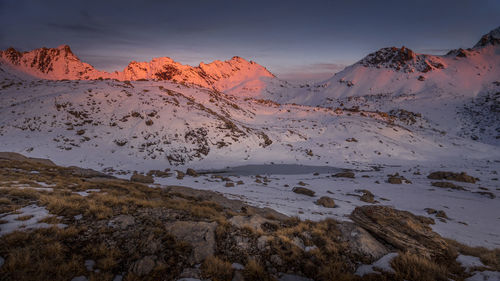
229;214;278;232
473;191;496;199
0;152;55;166
435;210;448;219
387;173;411;184
176;170;185;180
338;222;389;262
431;181;466;190
350;205;448;258
257;236;271;251
130;255;156;276
236;180;244;185
356;189;375;203
225;182;235;187
186;168;198;177
66;166;114;178
164;186;288;221
333;171;355;178
425;208;437;215
130;173;154;184
147;169;171;178
108;215;135;229
427;171;477;183
292;187;315;197
165;221;217;264
315;196;335;208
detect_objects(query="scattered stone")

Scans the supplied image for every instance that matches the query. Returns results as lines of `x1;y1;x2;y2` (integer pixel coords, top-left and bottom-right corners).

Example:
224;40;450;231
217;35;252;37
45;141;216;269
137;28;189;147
176;170;185;180
236;180;244;185
76;129;85;135
427;171;477;183
314;196;335;208
130;173;154;184
333;171;355;178
387;173;411;184
387;177;402;184
186;168;198;177
297;181;307;186
147;169;171;178
436;210;448;219
292;187;315;197
350;205;448;258
165;221;217;264
356;189;375;203
473;191;496;199
431;181;466;190
425;208;437;215
108;215;135;229
225;182;235;187
130;255;156;276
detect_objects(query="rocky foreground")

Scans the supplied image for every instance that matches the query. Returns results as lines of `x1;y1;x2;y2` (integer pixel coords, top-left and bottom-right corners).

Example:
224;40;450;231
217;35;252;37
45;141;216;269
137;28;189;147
0;153;498;281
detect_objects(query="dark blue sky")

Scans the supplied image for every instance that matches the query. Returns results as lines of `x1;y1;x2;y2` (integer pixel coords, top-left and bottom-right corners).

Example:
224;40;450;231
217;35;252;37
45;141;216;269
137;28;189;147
1;0;499;80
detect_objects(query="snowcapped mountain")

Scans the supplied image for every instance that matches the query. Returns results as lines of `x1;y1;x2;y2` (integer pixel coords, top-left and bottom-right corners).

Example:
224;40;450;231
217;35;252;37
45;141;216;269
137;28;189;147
265;26;500;145
0;27;499;172
0;45;275;96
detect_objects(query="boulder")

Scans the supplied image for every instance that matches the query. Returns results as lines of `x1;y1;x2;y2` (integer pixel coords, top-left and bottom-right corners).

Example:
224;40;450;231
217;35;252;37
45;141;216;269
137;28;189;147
427;171;477;183
292;187;315;197
225;182;235;187
176;170;185;180
431;181;466;190
350;205;448;258
356;189;375;203
130;255;156;276
315;196;335;208
165;221;217;264
338;222;389;262
130;173;154;184
186;168;198;177
333;171;355;178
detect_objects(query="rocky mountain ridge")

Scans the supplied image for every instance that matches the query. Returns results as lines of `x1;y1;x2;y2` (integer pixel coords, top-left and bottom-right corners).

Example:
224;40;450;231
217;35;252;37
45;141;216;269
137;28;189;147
0;45;274;95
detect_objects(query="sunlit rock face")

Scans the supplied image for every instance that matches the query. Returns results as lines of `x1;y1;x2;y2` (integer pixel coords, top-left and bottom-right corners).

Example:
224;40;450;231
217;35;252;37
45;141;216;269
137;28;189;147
0;46;275;96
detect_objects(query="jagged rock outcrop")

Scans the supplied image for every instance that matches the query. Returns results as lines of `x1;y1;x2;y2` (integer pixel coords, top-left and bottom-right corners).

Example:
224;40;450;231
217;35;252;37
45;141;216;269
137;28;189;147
350;205;449;259
0;45;274;94
474;26;500;48
359;46;445;73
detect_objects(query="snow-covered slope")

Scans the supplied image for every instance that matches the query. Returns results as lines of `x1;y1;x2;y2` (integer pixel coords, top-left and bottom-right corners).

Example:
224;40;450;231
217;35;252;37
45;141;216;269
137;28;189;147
0;46;275;96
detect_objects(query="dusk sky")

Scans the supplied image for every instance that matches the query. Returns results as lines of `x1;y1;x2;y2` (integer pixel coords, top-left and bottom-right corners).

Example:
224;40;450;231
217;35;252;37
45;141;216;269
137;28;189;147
1;0;499;80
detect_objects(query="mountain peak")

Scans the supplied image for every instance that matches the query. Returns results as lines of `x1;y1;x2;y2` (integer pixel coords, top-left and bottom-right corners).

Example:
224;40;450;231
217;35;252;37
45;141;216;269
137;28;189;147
359;46;445;73
474;26;500;48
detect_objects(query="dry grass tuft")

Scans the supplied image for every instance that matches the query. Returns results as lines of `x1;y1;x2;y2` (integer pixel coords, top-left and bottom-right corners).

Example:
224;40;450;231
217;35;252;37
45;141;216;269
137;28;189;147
243;259;274;281
201;256;234;281
391;252;449;281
